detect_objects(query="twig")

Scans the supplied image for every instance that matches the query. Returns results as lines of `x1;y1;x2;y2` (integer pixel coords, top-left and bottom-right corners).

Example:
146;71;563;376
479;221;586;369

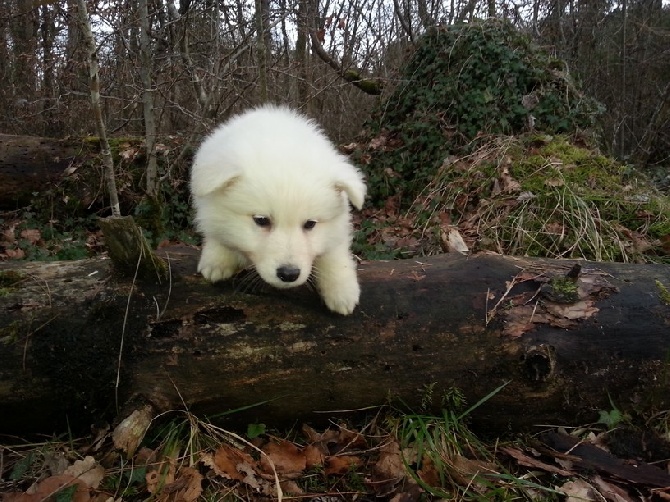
115;249;144;412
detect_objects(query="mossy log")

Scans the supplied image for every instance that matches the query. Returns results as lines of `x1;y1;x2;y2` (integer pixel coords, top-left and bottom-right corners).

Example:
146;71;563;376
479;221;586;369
0;250;669;434
98;215;167;280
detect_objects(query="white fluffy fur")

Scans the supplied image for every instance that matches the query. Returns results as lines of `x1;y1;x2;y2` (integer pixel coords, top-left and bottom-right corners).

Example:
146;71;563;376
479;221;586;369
190;105;366;315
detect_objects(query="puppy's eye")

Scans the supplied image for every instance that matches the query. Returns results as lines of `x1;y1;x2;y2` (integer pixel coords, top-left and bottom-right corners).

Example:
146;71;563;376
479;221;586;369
303;219;317;230
253;215;271;228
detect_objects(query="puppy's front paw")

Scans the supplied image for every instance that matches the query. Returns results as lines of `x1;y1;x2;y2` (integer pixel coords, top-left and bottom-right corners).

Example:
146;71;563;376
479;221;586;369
197;241;244;282
320;280;361;315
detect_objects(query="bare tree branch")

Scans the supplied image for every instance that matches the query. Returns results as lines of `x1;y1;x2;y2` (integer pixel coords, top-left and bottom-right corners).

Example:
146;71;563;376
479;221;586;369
307;0;382;95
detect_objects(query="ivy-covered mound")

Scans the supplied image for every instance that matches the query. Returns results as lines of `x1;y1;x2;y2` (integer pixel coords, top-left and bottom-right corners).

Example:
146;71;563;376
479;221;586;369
353;20;669;263
356;19;602;205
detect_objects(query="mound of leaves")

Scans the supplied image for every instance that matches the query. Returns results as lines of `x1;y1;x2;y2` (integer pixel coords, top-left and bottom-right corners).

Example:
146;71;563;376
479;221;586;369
354;134;670;263
355;19;603;205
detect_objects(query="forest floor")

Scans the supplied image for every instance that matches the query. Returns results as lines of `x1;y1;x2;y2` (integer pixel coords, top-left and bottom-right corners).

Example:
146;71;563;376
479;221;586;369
1;133;670;500
2;402;670;501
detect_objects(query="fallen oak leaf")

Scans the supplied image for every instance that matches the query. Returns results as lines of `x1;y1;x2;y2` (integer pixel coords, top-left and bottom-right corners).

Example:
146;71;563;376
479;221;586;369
208;443;256;481
7;474;91;502
64;456;105;489
260;438;306;478
156;466;202;502
146;456;176;495
368;441;411;497
324;455;362;475
304;444;326;468
560;479;597;502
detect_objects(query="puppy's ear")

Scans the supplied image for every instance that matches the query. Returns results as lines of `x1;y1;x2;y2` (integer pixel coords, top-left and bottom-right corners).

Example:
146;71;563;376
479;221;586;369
191;158;242;197
335;162;366;210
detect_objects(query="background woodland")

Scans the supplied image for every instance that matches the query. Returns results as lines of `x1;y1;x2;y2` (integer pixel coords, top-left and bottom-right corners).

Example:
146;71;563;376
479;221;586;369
1;0;669;169
2;2;670;499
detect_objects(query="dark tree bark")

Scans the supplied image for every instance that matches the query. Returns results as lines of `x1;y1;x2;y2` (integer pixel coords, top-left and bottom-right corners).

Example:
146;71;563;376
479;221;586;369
0;250;669;434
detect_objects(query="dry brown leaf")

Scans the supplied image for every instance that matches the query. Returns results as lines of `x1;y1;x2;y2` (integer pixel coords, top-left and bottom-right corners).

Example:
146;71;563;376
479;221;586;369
503;319;535;338
146;458;176;495
304;444;326;468
238;461;272;493
302;424;366;455
417;455;441;487
369;135;387;150
560;479;597;501
446;454;497;489
119;147;138;160
20;228;41;244
279;479;304;495
26;474;90;502
260;438;306;477
302;424;326;443
373;441;405;481
324;455;361;475
156;466;202;502
64;456;105;489
441;227;469;254
370;441;407;497
544;221;566;235
42;451;70;476
338;428;368;451
0;491;32;502
546;300;599;320
500;162;521;193
5;247;26;260
211;443;256;481
1;223;16;244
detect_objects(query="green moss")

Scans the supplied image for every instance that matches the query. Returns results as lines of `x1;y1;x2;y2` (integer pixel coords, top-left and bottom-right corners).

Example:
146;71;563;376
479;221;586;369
133;195;166;247
546;276;580;303
402;132;669;263
0;320;21;343
656;280;670;306
0;270;24;289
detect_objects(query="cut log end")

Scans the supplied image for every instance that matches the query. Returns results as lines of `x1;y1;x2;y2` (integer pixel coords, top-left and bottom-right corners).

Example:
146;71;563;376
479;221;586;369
98;215;167;280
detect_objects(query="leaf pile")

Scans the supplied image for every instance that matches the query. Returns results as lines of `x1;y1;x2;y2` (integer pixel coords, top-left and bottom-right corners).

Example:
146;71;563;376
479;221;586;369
354;134;670;263
3;409;670;501
355;18;603;205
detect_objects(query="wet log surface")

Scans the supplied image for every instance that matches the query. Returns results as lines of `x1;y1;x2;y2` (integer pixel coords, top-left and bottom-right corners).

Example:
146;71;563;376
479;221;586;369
1;249;669;434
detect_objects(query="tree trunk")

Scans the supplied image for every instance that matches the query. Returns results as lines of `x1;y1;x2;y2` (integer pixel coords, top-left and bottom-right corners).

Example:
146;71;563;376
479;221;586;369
1;251;669;434
76;0;121;216
138;0;158;198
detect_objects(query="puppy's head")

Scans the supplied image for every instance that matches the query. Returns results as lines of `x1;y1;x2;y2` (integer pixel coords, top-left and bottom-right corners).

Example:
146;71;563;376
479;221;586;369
194;169;361;288
191;107;366;289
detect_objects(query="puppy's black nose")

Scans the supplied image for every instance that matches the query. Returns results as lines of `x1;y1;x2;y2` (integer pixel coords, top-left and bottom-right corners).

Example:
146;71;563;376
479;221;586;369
277;265;301;283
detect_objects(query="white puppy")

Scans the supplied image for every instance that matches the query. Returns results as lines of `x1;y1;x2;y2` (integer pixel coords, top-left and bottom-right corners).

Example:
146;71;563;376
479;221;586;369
190;105;366;315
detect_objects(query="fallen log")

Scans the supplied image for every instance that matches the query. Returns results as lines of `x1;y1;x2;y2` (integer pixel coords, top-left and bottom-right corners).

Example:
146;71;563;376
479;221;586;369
1;250;669;434
0;134;86;209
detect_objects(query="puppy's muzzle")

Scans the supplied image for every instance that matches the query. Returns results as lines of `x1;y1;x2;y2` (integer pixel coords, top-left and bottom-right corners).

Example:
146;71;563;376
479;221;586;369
277;265;301;283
